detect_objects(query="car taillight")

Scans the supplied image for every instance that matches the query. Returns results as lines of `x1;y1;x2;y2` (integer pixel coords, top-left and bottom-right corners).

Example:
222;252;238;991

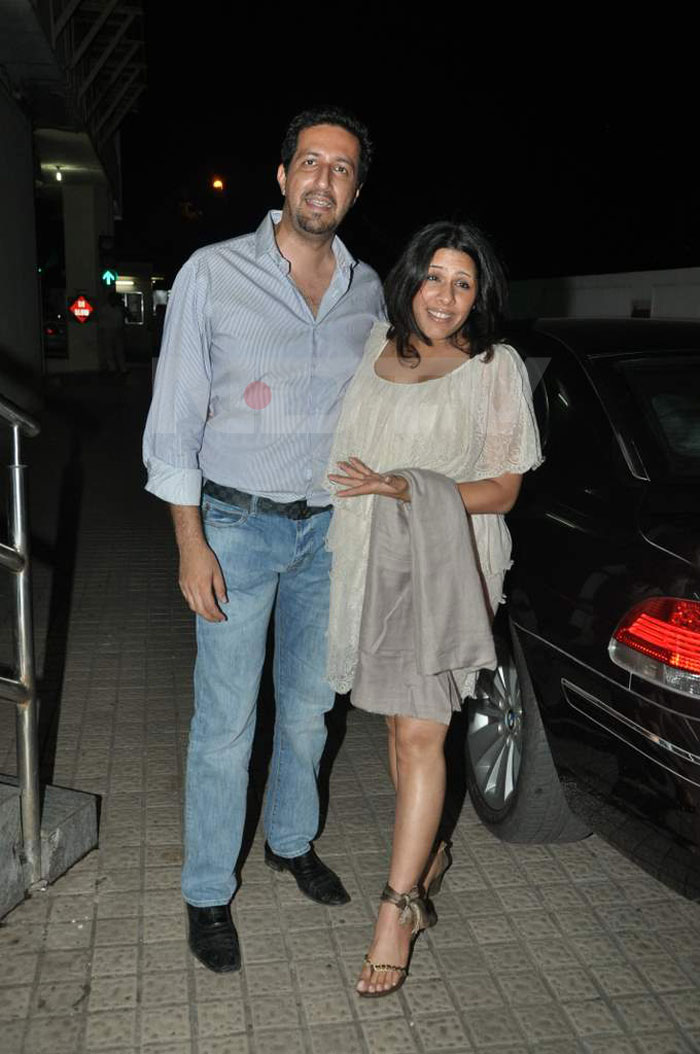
609;597;700;698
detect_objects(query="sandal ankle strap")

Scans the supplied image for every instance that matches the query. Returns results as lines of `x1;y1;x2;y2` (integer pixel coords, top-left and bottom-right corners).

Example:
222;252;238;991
380;883;430;935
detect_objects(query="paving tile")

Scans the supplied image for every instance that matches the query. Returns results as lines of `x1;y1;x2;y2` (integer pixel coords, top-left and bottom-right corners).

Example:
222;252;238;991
45;919;93;949
0;952;38;985
142;970;189;1005
562;998;623;1036
634;1034;696;1053
141;1004;192;1043
543;966;600;1002
308;1022;364;1054
34;979;90;1015
512;1002;575;1042
661;990;700;1030
300;988;354;1024
198;1038;249;1054
142;913;186;942
0;1019;25;1054
195;998;246;1036
140;1045;192;1054
96;892;141;918
193;968;243;1002
25;1014;84;1052
466;1006;524;1046
497;970;553;1005
244;960;293;992
90;944;140;977
94;917;139;946
468;915;516;943
285;926;336;960
0;984;31;1018
0;922;46;954
49;893;96;923
612;994;674;1033
88;974;138;1011
94;869;142;893
414;1012;472;1050
449;970;503;1010
141;940;188;972
637;957;695;993
361;1016;421;1053
528;938;580;969
591;963;648;997
249;992;300;1029
511;911;562;941
253;1029;307;1054
403;976;457;1016
572;935;626;966
582;1039;637;1054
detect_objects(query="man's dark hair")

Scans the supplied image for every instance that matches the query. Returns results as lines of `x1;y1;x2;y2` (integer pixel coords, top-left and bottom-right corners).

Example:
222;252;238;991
280;106;373;185
385;220;508;364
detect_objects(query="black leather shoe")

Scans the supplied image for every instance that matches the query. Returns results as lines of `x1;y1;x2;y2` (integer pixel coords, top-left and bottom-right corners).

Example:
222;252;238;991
186;903;241;973
264;843;351;906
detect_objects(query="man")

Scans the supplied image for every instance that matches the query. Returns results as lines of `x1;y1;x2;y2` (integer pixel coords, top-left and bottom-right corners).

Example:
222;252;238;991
143;107;383;973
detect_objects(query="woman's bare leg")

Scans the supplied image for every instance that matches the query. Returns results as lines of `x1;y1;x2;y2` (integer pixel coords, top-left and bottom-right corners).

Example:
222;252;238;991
386;715;398;791
357;715;448;994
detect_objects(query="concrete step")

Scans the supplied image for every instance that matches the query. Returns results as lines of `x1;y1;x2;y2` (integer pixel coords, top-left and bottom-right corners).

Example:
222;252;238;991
0;777;98;918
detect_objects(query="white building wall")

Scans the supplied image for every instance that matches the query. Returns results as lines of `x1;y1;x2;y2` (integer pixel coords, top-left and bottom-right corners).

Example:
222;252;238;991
509;267;700;320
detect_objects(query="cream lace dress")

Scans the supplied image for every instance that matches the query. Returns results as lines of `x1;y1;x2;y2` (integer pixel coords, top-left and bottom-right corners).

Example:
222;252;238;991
326;320;543;698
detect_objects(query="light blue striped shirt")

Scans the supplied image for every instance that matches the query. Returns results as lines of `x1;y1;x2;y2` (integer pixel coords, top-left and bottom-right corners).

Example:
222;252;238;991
143;211;384;506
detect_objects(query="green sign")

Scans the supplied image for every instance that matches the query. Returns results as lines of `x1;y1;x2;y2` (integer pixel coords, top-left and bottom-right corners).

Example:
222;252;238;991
102;268;118;286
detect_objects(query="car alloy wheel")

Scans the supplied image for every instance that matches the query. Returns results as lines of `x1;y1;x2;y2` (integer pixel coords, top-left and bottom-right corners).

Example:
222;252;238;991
467;647;523;812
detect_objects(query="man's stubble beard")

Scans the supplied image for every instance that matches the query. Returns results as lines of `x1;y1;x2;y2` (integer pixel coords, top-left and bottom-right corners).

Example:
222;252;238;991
292;207;340;237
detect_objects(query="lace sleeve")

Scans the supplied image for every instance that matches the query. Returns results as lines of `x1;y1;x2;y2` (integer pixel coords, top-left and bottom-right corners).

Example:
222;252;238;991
471;344;544;480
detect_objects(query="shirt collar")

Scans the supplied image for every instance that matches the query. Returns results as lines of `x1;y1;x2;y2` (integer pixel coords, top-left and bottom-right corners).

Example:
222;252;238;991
255;210;357;277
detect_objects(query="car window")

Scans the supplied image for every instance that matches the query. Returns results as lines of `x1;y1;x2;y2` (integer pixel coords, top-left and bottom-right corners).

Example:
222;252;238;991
543;354;613;478
601;356;700;479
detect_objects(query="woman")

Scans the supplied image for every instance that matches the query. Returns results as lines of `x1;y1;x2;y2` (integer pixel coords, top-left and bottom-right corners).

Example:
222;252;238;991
326;220;542;997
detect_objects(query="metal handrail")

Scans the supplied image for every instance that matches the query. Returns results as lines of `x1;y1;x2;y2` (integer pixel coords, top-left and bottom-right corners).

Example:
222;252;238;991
0;394;40;438
0;396;42;887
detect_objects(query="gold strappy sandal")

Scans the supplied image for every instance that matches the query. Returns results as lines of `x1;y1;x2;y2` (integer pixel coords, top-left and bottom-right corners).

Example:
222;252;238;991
356;884;430;999
421;840;453;929
425;840;452;898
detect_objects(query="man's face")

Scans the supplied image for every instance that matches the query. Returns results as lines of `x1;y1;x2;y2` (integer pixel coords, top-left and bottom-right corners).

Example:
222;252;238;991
277;124;361;237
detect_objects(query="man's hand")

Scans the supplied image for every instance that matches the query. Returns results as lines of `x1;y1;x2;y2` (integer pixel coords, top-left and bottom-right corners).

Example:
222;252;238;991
170;504;228;622
178;540;228;622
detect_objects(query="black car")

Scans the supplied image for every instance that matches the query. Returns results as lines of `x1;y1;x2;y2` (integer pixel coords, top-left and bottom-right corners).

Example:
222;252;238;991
465;319;700;899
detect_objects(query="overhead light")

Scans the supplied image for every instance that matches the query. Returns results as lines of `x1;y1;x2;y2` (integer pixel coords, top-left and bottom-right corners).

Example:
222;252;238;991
55;166;62;182
211;177;224;191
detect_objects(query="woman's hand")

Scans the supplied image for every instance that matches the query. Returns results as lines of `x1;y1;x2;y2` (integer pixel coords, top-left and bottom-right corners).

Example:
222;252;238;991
328;458;410;501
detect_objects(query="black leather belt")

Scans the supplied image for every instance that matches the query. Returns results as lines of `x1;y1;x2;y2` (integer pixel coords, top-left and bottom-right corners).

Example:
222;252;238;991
203;480;331;520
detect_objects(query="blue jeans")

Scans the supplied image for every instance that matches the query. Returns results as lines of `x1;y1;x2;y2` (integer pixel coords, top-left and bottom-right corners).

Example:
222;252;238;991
181;494;335;907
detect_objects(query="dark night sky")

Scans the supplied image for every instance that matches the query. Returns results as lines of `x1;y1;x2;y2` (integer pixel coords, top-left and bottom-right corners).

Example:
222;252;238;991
119;11;698;285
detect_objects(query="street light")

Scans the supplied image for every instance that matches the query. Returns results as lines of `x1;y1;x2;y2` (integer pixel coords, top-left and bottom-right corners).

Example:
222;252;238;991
55;166;63;182
211;176;224;191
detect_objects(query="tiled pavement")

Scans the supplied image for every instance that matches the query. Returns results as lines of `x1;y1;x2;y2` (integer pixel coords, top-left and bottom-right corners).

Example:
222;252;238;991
1;371;700;1054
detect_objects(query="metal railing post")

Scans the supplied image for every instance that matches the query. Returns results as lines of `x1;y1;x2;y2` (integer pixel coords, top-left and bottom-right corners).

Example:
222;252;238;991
8;424;42;886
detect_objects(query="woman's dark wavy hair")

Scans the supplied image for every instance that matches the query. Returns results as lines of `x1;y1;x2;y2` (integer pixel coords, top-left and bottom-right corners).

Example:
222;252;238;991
385;220;507;364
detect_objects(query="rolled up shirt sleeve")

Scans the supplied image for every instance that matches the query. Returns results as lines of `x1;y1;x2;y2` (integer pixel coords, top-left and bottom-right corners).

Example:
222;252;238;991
143;255;212;505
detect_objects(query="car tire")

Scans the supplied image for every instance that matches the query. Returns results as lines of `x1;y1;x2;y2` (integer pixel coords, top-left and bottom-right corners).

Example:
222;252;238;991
465;619;591;843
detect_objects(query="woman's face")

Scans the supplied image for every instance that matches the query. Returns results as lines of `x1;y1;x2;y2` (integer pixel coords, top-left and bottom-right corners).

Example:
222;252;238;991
411;248;478;345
